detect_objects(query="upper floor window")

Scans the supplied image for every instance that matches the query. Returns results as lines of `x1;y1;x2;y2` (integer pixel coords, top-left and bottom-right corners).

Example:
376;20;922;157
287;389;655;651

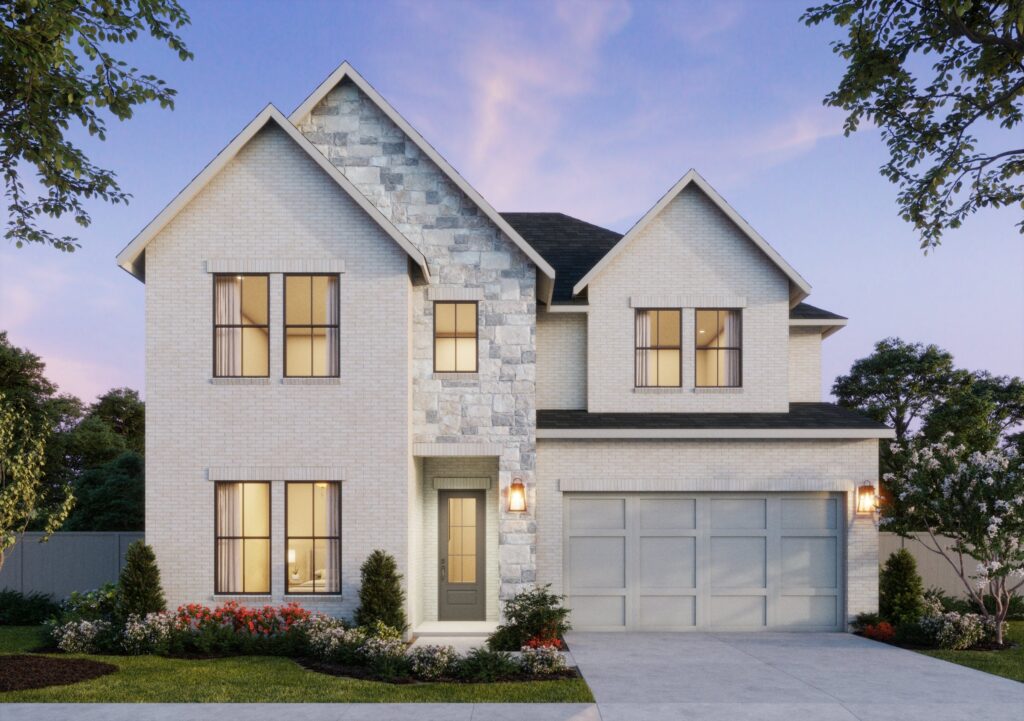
635;309;681;387
434;301;477;372
215;482;270;594
214;275;269;377
695;309;742;387
285;275;340;377
286;482;341;594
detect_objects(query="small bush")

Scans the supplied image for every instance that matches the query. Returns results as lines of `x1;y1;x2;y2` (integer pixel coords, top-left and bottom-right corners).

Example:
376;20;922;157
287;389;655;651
850;612;882;632
408;644;459;680
354;550;407;632
861;621;895;643
116;541;166;620
519;645;567;675
457;647;519;682
879;549;924;626
51;619;115;653
487;585;571;652
918;612;990;650
0;589;60;625
59;583;119;623
359;634;409;679
121;611;176;655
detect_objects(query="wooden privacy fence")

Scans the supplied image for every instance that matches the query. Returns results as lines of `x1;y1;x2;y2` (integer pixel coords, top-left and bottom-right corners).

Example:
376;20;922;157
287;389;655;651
878;532;979;599
0;532;144;600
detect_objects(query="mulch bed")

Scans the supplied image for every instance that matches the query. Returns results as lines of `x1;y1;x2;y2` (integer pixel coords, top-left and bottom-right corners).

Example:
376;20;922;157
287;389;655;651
0;654;117;691
298;657;580;685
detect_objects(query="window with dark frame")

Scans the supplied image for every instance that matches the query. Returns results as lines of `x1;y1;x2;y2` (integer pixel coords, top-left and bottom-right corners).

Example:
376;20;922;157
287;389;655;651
214;482;271;594
213;274;269;377
695;308;742;388
284;275;340;377
434;301;478;372
286;482;341;594
635;308;682;387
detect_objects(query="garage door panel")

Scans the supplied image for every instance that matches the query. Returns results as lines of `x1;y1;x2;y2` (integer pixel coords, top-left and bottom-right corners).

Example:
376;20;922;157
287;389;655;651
711;498;766;529
638;498;695;529
570;595;625;627
777;595;838;627
782;498;837;529
569;537;625;588
639;595;696;627
640;536;696;588
570;498;625;530
711;595;766;627
711;537;766;588
781;536;837;588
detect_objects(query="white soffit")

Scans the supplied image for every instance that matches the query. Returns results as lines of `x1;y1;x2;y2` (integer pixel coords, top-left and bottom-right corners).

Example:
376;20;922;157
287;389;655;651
115;104;430;283
288;61;557;303
572;169;813;305
537;427;895;440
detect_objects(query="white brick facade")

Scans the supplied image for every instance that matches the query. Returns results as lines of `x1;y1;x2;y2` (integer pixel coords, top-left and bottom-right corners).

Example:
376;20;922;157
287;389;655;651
537;313;586;410
789;327;823;402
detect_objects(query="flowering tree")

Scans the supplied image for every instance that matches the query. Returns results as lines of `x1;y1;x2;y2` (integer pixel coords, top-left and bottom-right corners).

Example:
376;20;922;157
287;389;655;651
883;436;1024;645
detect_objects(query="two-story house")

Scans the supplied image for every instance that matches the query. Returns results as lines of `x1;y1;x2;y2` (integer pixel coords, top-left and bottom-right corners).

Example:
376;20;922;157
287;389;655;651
117;62;892;634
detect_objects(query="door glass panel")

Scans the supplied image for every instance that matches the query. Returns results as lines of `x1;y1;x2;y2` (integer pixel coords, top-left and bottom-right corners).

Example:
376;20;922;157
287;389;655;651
447;497;477;585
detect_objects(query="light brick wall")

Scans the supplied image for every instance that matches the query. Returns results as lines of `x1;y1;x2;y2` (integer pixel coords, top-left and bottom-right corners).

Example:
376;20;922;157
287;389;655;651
537;313;586;410
788;327;822;402
144;124;411;616
536;438;879;624
586;185;790;413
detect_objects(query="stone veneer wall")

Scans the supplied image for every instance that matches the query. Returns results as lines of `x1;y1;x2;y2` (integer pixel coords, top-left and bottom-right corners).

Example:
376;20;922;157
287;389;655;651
296;79;538;604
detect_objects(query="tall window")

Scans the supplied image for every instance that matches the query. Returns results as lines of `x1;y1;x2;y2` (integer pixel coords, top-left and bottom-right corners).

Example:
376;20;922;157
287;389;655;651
214;275;269;377
635;309;681;387
695;309;742;387
286;482;341;594
285;275;340;377
434;301;477;372
215;482;270;594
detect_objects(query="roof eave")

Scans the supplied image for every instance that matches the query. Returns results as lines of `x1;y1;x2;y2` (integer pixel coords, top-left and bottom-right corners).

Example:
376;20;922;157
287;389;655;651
537;427;895;440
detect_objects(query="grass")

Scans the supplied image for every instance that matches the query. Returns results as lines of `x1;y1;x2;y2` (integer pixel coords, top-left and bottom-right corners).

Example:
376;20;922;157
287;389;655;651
919;620;1024;684
0;626;593;703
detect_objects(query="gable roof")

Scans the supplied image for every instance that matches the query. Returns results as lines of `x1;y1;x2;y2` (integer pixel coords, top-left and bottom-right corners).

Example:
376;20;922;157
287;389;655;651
571;169;812;306
501;212;622;302
790;301;848;338
289;61;557;302
116;104;430;282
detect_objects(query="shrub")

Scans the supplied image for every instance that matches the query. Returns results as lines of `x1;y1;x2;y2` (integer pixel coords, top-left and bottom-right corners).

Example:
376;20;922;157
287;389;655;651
59;583;119;623
457;647;519;682
850;612;883;632
305;622;365;664
358;634;409;679
51;619;114;653
976;593;1024;620
408;644;459;680
918;612;988;650
519;645;567;675
861;621;896;643
171;601;314;656
116;541;166;620
879;549;924;626
354;550;407;632
487;585;571;651
121;611;176;655
0;589;60;625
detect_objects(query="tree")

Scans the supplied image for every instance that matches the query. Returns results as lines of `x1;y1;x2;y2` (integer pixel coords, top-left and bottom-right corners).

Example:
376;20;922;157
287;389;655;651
62;451;143;531
87;388;144;455
883;438;1024;645
802;1;1024;248
0;0;192;252
116;540;165;619
879;549;925;626
0;394;74;574
355;550;407;632
924;372;1024;452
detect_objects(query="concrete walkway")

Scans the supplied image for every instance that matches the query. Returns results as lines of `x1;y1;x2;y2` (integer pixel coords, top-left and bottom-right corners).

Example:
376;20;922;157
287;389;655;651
567;631;1024;720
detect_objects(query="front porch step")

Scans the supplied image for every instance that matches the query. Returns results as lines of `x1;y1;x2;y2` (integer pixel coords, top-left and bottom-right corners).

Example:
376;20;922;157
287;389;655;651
413;621;498;638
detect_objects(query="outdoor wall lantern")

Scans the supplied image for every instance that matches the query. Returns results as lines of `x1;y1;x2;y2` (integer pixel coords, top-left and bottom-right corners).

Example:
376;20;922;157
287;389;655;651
508;478;527;513
856;483;877;515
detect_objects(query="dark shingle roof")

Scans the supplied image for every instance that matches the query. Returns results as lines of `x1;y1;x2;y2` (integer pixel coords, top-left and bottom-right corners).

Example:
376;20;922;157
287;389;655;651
790;302;846;321
501;212;621;302
538;403;888;431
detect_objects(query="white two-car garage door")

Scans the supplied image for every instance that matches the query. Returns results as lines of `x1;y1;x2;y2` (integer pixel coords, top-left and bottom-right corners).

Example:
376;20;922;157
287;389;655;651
564;493;843;631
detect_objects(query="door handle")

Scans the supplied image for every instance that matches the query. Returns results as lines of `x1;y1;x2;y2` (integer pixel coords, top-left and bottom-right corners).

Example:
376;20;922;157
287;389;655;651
440;558;447;582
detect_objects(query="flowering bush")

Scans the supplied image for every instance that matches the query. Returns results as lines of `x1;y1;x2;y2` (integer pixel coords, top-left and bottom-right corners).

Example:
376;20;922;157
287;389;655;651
306;622;366;664
918;612;987;650
488;585;571;651
358;633;408;679
121;612;176;655
170;601;314;656
861;621;896;643
524;633;563;650
519;644;567;675
407;644;458;680
52;619;113;653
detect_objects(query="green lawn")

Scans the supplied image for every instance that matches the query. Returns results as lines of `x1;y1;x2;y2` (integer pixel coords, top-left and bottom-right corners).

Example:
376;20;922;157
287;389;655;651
0;626;593;703
920;620;1024;683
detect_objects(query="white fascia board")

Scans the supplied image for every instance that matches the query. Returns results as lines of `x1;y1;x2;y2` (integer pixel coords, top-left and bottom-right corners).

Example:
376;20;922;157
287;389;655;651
536;427;895;440
572;169;812;304
115;105;430;283
289;61;556;301
543;304;590;314
790;317;848;340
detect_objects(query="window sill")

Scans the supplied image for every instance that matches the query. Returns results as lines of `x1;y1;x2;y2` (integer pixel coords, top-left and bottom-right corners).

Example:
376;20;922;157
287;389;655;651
281;377;341;385
212;594;273;601
693;387;744;394
633;387;687;394
210;378;270;385
283;593;344;599
433;372;479;380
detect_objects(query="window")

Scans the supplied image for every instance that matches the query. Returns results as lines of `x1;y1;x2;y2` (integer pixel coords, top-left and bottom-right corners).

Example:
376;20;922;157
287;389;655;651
214;275;269;377
215;482;270;594
434;301;477;372
286;482;341;594
695;309;742;387
285;275;340;377
635;309;681;387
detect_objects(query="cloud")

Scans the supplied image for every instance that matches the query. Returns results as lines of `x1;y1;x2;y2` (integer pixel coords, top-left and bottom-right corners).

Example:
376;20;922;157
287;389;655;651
0;256;75;330
661;0;744;45
40;353;135;404
741;105;847;162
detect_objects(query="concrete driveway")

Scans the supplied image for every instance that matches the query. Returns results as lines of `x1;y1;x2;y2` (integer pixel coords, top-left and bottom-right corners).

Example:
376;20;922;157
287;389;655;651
567;631;1024;721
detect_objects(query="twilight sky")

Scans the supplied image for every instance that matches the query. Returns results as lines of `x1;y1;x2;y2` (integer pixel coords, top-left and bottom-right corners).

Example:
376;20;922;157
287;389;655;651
1;0;1021;404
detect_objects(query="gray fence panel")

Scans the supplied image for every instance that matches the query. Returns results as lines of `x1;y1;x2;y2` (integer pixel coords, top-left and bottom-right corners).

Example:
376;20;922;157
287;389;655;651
878;532;977;599
0;532;144;599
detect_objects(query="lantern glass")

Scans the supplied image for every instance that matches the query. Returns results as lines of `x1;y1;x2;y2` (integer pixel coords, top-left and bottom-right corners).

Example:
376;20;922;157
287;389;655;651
508;480;527;513
856;484;876;515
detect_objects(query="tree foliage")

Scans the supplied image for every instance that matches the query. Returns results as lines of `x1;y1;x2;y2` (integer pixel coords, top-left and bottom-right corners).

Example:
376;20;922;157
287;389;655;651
802;0;1024;247
62;451;143;531
0;0;192;252
355;549;407;632
116;539;165;619
879;548;925;626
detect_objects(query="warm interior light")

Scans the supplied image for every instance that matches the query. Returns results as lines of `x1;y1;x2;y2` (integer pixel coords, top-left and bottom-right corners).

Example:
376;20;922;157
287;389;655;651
508;479;527;513
287;549;296;564
856;483;877;515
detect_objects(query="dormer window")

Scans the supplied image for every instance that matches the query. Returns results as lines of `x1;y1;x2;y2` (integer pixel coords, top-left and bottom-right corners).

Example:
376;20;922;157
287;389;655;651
696;309;742;387
635;309;681;387
214;274;269;377
434;301;478;372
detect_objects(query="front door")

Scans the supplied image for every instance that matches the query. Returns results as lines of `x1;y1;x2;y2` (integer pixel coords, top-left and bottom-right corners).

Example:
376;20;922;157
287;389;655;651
438;490;486;620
